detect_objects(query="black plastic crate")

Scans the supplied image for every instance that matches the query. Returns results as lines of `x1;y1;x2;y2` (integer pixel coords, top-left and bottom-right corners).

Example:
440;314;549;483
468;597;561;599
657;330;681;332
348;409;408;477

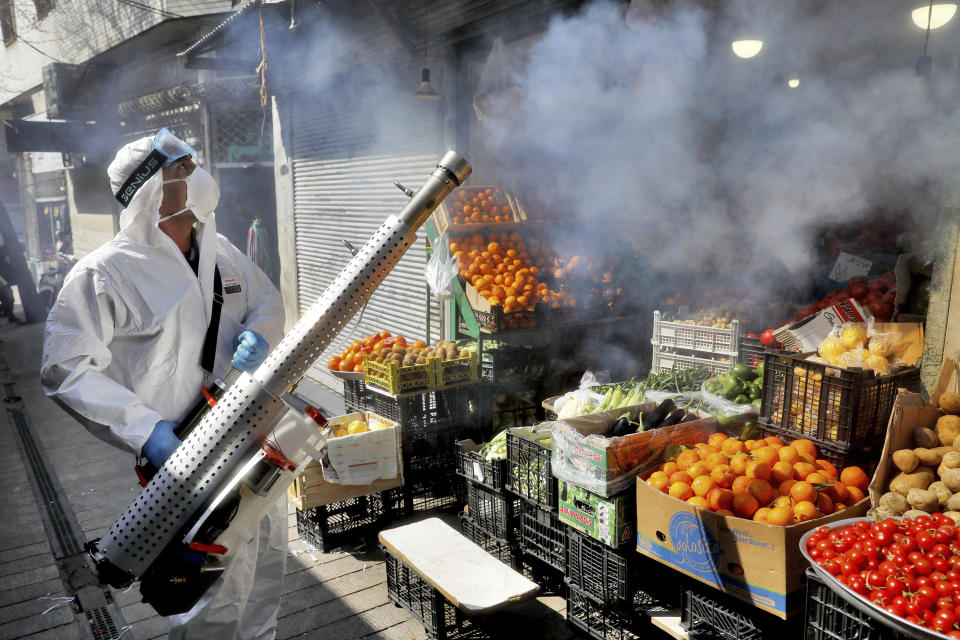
372;386;473;429
295;490;399;553
759;351;921;455
483;387;542;432
505;430;556;509
518;499;566;573
383;546;476;640
459;512;520;569
805;568;908;640
737;337;767;368
466;481;519;542
403;469;459;515
479;344;549;385
681;580;803;640
462;302;545;334
566;528;640;612
343;378;372;413
566;585;641;640
405;422;457;476
758;428;877;477
456;440;507;491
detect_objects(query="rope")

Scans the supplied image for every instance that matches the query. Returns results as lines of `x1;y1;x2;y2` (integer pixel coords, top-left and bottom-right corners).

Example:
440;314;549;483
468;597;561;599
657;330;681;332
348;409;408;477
246;219;273;274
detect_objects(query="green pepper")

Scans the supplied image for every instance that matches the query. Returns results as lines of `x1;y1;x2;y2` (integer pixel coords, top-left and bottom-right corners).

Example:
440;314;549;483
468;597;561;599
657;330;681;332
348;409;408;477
755;362;764;380
749;383;761;401
721;377;741;399
734;394;750;405
730;364;757;381
739;420;760;441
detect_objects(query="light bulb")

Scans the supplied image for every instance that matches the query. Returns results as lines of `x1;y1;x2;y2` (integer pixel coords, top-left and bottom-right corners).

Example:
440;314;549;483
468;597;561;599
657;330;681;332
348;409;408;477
911;4;957;29
788;78;800;88
731;40;763;59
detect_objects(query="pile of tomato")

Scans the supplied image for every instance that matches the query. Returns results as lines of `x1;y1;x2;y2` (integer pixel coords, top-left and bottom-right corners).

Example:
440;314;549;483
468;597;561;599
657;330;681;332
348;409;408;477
327;330;426;373
808;514;960;637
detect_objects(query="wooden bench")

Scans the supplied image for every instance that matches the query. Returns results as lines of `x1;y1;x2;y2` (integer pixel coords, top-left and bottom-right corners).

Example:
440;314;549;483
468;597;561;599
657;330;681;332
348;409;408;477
379;517;540;639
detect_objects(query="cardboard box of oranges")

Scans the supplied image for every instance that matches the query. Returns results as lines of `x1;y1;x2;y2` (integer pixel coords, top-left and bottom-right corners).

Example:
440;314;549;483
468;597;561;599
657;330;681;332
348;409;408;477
635;431;871;619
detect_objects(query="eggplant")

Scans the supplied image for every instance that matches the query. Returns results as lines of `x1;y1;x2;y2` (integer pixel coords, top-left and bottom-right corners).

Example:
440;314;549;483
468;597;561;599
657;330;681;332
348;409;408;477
611;417;632;437
642;399;675;430
659;409;687;428
680;413;699;423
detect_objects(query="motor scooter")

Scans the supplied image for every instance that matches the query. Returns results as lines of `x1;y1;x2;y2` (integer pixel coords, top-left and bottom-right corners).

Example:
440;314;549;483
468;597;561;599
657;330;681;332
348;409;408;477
37;253;76;316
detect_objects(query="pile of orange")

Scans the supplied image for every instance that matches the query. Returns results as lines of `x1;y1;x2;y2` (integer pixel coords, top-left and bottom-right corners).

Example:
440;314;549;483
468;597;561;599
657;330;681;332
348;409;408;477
447;188;515;225
646;433;869;527
451;233;578;311
327;330;426;373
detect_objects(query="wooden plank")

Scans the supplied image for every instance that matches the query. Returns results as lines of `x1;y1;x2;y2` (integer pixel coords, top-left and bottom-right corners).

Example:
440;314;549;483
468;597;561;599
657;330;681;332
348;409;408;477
649;610;689;640
378;517;539;615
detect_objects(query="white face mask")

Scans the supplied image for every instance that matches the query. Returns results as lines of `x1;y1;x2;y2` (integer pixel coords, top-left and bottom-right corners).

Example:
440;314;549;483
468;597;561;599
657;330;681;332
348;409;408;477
159;167;220;225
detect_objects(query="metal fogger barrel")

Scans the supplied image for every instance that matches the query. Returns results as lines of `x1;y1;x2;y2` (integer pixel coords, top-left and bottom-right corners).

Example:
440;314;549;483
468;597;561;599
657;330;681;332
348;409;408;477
91;152;470;612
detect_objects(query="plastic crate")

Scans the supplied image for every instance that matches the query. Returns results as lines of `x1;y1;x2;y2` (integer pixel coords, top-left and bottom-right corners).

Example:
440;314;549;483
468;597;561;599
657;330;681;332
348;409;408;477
566;585;641;640
479;344;549;386
383;546;476;640
505;430;556;509
433;352;478;387
343;378;372;413
517;499;566;573
805;568;908;640
651;348;734;376
651;310;742;355
295;490;399;553
402;470;459;515
565;528;639;612
480;386;542;433
466;481;519;542
364;356;435;394
462;302;543;334
737;336;767;368
456;440;507;491
758;426;877;475
759;351;921;454
680;580;802;640
371;386;471;429
458;512;520;569
404;422;457;476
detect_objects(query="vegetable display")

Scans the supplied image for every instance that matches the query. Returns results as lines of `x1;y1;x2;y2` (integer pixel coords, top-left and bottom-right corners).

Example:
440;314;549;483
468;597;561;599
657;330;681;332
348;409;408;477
479;430;508;461
508;425;553;501
644;366;714;395
806;515;960;637
645;432;869;526
704;363;764;410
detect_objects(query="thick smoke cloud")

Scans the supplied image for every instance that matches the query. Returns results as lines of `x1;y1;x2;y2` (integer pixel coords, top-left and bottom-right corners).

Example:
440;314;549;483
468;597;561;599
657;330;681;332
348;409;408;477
476;0;956;290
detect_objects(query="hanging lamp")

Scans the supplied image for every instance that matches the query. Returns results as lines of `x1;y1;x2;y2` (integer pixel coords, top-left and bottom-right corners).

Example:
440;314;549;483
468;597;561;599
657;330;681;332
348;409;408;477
414;0;440;99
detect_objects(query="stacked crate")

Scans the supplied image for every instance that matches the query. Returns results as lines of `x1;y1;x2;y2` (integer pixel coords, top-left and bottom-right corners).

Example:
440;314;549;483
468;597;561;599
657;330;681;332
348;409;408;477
650;310;741;375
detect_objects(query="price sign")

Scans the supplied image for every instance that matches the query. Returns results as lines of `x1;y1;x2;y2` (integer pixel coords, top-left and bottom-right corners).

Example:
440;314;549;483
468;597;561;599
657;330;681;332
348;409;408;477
829;252;872;282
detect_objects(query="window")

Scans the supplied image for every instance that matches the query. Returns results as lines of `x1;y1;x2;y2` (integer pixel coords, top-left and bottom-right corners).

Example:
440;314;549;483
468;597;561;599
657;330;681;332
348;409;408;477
33;0;54;21
0;0;15;46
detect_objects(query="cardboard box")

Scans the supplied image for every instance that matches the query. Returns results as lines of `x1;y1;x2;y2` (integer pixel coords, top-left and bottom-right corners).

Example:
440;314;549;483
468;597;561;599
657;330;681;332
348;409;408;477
559;481;635;548
868;390;944;508
773;299;872;352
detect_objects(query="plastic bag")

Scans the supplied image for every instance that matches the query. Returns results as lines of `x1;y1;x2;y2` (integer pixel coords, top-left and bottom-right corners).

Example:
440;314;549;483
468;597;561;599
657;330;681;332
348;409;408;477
700;377;758;417
473;37;526;121
425;233;459;300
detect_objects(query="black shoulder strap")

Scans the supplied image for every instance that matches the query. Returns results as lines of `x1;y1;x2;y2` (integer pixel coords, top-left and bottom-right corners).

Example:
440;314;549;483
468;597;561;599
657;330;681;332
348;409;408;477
201;265;223;375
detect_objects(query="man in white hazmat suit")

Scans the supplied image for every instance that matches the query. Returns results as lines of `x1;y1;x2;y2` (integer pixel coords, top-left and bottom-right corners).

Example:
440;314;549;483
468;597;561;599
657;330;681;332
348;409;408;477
40;129;287;639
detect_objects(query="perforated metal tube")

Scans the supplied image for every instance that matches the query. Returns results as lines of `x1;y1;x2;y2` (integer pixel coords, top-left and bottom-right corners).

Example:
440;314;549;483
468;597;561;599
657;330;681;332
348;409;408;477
99;152;470;576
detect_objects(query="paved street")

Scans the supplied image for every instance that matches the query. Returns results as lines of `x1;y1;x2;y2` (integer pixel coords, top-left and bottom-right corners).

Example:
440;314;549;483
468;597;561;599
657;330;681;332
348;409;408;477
0;318;573;640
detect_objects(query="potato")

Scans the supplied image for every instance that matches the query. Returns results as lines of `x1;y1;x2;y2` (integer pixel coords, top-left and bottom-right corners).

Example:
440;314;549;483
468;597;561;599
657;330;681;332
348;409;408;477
416;356;426;364
939;451;960;477
915;447;953;467
914;427;940;449
930;481;953;508
890;469;935;495
947;493;960;512
938;414;960;446
872;505;901;518
893;449;919;473
459;349;470;358
878;491;909;514
903;509;930;519
907;488;939;513
944;512;960;525
941;391;960;415
943;467;960;493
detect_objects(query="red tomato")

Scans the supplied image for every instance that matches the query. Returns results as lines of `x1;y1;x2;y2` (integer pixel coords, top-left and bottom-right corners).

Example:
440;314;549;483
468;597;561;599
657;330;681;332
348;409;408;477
760;329;778;348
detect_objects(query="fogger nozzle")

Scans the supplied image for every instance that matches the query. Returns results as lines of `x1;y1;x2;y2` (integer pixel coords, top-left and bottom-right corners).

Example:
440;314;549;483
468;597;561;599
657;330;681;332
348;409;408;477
397;151;472;230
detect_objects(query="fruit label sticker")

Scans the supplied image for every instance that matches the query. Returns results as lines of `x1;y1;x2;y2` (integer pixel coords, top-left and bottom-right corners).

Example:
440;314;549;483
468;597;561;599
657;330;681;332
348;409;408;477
828;252;872;282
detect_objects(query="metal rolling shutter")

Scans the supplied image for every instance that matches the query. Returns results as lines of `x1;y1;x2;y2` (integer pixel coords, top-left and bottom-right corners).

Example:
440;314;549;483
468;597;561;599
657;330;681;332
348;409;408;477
290;94;443;390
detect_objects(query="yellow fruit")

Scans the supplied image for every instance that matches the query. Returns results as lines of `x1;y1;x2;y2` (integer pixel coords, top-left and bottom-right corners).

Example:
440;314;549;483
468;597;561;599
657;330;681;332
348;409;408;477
864;354;890;375
819;336;846;360
331;426;348;438
370;422;393;430
868;338;892;358
840;324;867;349
347;420;369;435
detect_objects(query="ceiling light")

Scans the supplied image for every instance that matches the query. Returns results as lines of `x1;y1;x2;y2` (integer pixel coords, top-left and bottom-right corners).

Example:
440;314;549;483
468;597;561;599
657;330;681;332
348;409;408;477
731;40;763;59
413;68;440;100
788;78;800;88
912;4;957;29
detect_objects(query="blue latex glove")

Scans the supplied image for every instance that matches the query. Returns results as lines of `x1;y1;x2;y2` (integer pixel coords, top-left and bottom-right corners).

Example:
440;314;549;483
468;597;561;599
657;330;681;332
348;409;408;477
142;420;180;469
232;329;269;371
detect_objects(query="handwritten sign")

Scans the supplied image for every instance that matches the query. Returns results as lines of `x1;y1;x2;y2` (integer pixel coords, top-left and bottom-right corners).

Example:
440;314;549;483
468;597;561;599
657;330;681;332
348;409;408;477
829;252;872;282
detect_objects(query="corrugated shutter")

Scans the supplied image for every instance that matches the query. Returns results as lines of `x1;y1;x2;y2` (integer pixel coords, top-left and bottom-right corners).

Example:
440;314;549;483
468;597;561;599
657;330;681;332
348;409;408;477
290;87;444;390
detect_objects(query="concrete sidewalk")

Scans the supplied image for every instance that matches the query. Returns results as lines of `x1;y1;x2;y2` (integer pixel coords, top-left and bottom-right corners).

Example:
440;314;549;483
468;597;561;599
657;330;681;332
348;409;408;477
0;318;576;640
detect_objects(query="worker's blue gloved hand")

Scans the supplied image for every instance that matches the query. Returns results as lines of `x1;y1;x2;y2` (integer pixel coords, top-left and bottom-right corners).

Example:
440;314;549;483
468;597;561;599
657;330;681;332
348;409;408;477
232;329;269;371
142;420;180;469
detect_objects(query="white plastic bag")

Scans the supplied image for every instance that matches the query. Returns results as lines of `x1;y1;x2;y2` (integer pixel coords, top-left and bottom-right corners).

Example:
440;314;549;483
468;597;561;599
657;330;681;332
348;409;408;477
425;233;459;300
473;37;526;121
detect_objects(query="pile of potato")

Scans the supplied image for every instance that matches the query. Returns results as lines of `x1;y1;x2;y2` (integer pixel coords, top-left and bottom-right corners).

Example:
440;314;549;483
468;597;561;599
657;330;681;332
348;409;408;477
876;391;960;520
367;340;469;368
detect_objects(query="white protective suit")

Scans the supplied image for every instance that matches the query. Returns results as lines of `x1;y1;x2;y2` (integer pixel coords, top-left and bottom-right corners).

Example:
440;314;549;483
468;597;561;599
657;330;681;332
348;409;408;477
40;136;287;640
